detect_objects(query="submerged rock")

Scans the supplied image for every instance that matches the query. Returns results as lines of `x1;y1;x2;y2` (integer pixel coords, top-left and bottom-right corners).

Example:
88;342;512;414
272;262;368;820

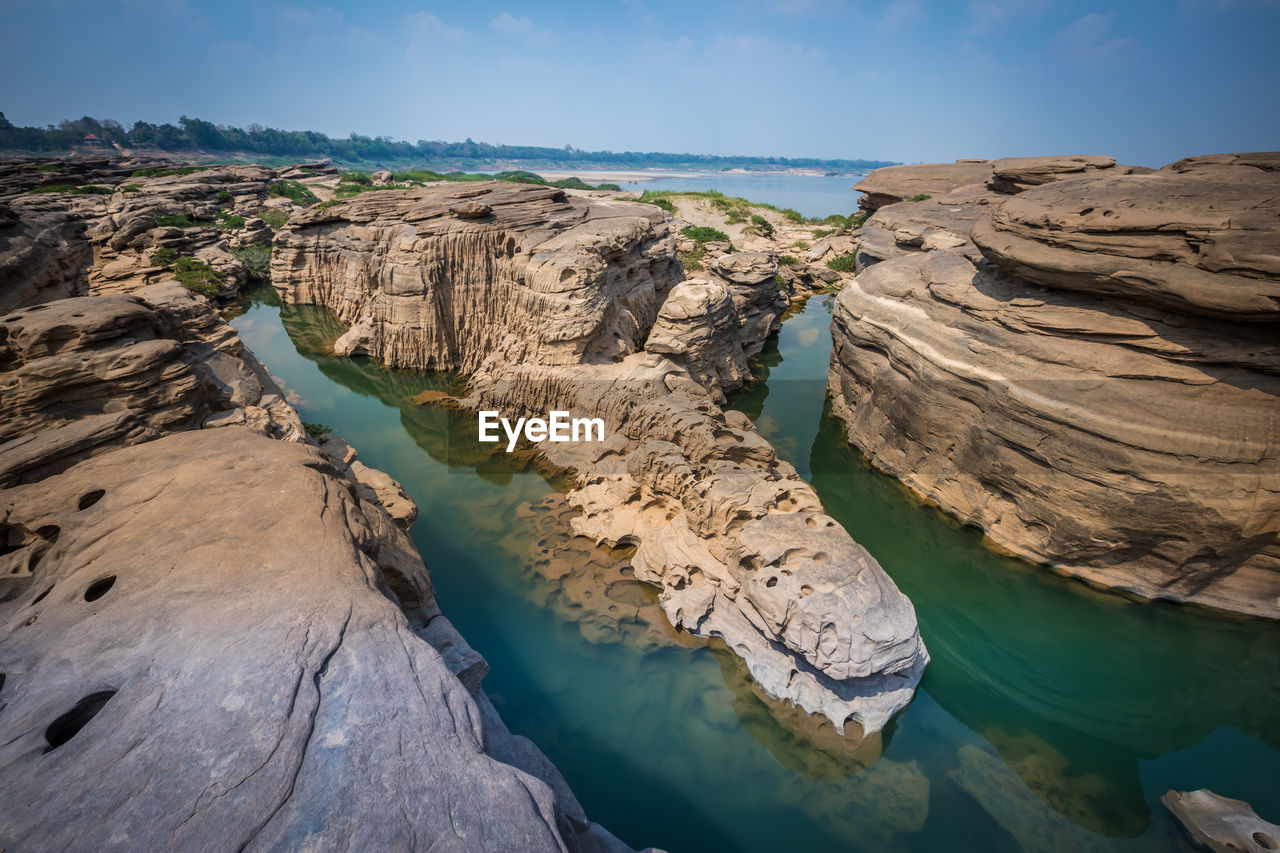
274;181;929;735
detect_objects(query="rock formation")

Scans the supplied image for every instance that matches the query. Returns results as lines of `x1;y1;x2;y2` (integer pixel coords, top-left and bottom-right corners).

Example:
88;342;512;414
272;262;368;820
971;169;1280;318
0;159;336;301
0;251;634;847
831;153;1280;618
851;161;995;212
273;181;929;735
0;201;90;314
1164;789;1280;853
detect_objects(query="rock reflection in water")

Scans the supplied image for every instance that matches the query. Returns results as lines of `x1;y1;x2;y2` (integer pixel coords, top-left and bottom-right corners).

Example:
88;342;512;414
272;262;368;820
231;285;1280;852
506;493;902;781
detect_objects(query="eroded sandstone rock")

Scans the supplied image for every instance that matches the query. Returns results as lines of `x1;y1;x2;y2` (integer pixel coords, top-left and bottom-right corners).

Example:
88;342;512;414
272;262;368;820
987;155;1142;194
0;285;637;850
274;182;928;735
1164;789;1280;853
851;161;994;212
0;202;91;314
0;284;307;486
0;428;625;851
834;154;1280;618
971;169;1280;319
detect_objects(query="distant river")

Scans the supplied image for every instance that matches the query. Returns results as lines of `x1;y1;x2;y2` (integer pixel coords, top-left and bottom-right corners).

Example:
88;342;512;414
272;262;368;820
612;172;865;219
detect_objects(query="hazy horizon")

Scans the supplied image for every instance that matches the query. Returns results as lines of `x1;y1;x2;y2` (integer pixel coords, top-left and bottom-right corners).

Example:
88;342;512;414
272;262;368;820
3;0;1278;167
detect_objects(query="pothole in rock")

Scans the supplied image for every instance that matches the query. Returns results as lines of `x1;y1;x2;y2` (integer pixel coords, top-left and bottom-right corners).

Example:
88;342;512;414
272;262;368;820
77;489;106;510
84;576;116;602
30;585;53;606
44;691;117;753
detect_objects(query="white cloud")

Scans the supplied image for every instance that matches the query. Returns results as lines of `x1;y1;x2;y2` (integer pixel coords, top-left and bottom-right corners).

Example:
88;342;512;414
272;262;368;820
1054;12;1134;65
402;11;467;44
491;12;533;33
964;0;1046;34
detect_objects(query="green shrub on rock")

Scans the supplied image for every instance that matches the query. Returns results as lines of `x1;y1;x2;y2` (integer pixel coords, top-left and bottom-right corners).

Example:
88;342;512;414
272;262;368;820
231;245;271;282
259;208;289;229
827;253;858;273
682;225;730;244
268;180;320;207
172;257;227;297
149;247;178;267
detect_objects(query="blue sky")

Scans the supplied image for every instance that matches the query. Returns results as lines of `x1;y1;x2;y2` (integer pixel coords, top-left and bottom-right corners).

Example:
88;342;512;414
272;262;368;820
2;0;1278;165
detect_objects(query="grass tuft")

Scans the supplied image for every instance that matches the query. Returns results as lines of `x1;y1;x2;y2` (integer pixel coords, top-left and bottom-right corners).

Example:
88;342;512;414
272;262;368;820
682;225;730;244
827;253;858;273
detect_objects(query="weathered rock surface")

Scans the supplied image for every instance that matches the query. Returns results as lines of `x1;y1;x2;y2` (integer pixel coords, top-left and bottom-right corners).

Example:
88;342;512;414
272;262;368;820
0;284;303;487
0;428;629;851
834;154;1280;618
1163;789;1280;853
276;182;682;371
0;201;90;313
971;170;1280;319
987;155;1144;194
851;161;994;212
85;165;276;297
0;284;638;850
274;182;928;735
1163;151;1280;177
854;196;990;272
1;160;319;301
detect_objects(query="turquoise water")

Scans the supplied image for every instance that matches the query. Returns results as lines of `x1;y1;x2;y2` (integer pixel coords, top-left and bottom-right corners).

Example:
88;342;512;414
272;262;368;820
612;173;864;219
230;289;1279;852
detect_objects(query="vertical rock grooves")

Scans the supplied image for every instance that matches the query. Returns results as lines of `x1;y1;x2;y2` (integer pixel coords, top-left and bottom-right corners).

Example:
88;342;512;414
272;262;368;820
273;181;929;735
0;279;634;850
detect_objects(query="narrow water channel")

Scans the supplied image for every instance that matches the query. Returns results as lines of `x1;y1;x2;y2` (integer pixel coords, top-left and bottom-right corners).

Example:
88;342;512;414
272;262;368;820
230;287;1280;853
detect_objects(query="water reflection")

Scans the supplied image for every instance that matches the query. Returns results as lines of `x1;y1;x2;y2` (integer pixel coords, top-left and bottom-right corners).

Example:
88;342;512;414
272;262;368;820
728;295;1280;844
228;287;1280;852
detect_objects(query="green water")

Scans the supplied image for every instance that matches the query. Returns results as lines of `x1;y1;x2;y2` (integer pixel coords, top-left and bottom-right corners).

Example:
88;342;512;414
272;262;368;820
230;288;1279;853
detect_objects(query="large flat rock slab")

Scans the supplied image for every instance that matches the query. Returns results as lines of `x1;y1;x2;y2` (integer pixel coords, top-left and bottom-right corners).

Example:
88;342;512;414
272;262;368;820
852;162;995;212
971;168;1280;319
0;428;590;850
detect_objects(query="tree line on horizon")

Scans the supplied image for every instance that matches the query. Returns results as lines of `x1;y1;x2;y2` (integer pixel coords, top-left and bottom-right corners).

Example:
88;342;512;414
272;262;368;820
0;113;896;172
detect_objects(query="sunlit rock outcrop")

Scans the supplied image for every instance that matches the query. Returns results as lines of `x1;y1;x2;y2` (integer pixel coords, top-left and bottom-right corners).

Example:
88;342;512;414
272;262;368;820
273;181;929;735
0;273;631;849
831;153;1280;618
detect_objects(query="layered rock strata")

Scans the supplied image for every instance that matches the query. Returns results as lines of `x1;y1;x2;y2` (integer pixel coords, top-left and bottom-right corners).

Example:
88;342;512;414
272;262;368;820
831;153;1280;618
0;282;632;849
273;182;929;735
0;201;91;314
0;160;322;300
851;161;995;212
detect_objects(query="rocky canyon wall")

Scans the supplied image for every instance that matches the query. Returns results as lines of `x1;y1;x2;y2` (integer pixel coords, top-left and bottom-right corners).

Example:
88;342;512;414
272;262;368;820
0;227;633;848
832;153;1280;618
272;182;929;736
